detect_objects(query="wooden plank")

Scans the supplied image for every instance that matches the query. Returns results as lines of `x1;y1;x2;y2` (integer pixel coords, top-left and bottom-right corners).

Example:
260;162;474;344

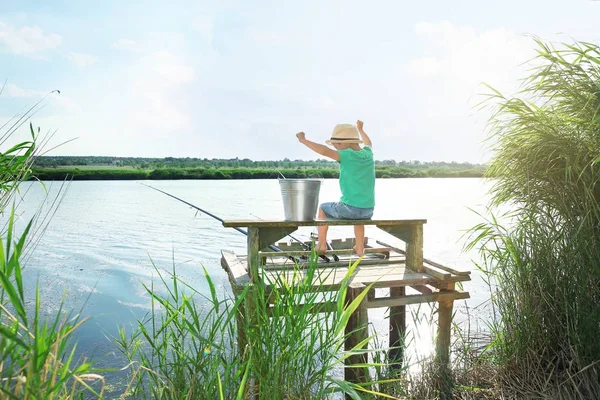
261;269;437;291
265;301;337;316
376;240;471;277
367;290;469;308
427;274;472;286
259;265;467;290
221;250;250;285
259;247;394;258
422;265;451;281
345;282;370;386
263;257;406;270
424;259;471;277
222;252;465;291
223;219;427;228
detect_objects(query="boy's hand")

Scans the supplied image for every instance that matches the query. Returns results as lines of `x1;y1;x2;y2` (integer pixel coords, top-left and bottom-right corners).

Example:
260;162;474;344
356;120;364;130
296;132;306;143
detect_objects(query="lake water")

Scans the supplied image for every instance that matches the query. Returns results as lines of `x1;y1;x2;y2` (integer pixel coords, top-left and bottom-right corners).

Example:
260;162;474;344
11;178;494;373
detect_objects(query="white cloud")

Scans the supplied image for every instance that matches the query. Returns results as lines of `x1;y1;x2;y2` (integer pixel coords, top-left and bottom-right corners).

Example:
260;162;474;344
406;56;442;77
66;52;98;67
116;51;196;136
191;14;214;42
307;95;335;110
404;21;534;120
145;51;195;85
108;33;198;141
2;83;79;112
398;21;536;161
111;38;137;51
112;33;186;53
408;21;532;98
247;27;287;46
3;83;39;97
0;21;62;57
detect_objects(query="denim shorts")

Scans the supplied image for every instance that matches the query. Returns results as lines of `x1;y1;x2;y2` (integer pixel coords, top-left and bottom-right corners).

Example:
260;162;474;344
320;202;374;220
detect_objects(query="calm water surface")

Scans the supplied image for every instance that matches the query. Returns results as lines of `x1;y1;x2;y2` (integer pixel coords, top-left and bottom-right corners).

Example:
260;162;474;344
13;178;494;370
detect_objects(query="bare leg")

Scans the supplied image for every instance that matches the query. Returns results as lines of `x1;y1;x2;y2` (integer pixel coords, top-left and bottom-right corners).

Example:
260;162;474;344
317;207;329;254
354;225;365;256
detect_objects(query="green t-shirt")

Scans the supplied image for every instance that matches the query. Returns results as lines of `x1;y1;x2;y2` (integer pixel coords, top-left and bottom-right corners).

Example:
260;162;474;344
338;146;376;208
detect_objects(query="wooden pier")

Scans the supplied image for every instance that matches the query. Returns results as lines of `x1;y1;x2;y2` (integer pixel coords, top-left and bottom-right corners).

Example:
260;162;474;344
220;218;470;389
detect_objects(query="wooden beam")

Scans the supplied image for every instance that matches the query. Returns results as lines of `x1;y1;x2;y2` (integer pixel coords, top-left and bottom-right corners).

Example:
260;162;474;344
258;226;298;251
223;219;427;228
265;301;337;316
376;225;413;243
376;240;471;277
410;284;433;294
367;290;469;308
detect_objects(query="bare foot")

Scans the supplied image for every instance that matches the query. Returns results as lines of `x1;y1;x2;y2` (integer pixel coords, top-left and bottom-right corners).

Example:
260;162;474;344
316;242;328;255
353;245;365;257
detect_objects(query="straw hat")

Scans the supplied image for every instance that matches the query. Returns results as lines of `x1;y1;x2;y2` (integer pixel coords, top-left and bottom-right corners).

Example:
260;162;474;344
325;124;363;145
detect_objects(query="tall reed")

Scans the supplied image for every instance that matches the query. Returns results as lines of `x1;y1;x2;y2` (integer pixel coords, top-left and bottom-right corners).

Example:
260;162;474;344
0;210;103;399
116;253;404;399
468;38;600;397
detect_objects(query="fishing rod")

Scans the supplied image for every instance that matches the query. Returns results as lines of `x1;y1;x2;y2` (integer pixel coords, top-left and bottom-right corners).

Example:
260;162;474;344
141;183;301;262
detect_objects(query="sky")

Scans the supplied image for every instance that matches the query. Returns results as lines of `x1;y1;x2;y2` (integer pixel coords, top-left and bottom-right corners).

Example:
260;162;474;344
1;1;599;162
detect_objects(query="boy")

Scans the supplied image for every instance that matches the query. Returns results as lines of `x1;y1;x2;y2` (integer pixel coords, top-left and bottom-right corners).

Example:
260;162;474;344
296;120;375;257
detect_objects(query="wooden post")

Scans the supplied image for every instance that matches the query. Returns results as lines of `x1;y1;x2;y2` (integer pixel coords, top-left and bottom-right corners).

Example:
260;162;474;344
388;286;406;369
367;288;376;302
345;282;370;389
406;224;424;272
246;228;261;398
234;286;248;358
435;283;454;366
247;227;261;283
435;283;455;398
234;286;253;398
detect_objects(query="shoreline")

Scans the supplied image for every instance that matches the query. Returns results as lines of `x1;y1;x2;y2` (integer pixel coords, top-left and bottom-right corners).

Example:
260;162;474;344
30;167;485;181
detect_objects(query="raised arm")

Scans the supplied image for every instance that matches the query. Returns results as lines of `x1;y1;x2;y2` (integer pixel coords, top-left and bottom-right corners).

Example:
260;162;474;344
296;132;340;161
356;120;372;147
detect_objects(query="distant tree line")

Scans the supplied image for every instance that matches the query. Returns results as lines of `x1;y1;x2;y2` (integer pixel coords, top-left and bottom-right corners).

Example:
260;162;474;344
31;165;486;181
34;156;486;171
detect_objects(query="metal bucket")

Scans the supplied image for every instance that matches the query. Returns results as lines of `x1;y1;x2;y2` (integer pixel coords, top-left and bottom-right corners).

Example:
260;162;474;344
279;179;322;221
